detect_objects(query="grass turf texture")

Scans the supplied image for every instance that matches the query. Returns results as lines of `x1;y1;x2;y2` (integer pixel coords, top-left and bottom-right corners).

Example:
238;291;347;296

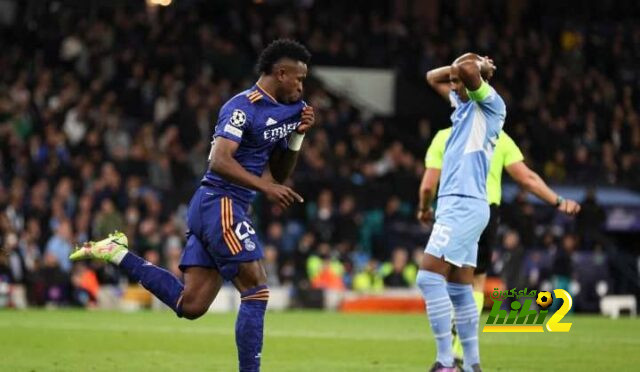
1;310;638;371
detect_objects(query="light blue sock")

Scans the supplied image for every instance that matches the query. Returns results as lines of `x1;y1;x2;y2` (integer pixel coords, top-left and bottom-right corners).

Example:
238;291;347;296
416;270;454;367
448;282;480;370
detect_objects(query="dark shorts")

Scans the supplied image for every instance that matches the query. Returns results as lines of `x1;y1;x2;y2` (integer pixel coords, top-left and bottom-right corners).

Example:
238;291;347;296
179;186;263;281
475;204;500;274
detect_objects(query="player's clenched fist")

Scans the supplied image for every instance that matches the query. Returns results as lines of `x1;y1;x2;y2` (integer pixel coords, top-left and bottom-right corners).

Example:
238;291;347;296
480;56;496;81
264;183;304;208
558;198;581;216
417;208;434;226
296;106;315;134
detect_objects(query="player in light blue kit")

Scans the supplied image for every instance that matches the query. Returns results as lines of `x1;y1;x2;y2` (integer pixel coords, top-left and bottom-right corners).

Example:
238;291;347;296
416;53;504;372
69;40;315;372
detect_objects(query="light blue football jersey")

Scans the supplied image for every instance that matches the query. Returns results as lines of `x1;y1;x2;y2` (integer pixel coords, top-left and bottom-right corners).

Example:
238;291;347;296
438;82;506;200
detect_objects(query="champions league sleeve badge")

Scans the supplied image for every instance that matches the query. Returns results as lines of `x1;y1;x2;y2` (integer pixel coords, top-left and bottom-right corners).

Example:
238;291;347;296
229;109;247;127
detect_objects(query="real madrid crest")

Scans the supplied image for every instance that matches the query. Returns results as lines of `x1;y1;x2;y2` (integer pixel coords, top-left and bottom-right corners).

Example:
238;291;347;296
244;238;256;251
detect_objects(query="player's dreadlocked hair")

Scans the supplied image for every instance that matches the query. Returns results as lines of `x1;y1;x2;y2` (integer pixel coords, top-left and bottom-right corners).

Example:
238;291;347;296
256;39;311;74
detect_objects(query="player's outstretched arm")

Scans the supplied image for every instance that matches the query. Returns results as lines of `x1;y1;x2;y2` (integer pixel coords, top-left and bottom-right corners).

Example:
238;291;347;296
505;161;581;215
425;66;452;101
210;138;303;208
269;106;315;183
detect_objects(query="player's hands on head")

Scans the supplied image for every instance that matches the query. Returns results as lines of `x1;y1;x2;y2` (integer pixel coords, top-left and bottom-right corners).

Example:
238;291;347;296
558;199;581;216
264;183;304;209
296;106;315;134
480;56;496;80
417;207;434;226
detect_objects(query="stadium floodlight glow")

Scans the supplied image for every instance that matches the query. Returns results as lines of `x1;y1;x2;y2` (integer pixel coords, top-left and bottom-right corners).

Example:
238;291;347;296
147;0;172;6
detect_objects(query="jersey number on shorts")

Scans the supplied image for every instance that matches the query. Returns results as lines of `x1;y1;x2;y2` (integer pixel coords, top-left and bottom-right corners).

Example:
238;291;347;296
235;221;256;240
431;223;452;248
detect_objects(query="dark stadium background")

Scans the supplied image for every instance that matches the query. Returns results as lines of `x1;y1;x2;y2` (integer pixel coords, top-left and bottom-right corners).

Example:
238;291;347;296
1;0;639;314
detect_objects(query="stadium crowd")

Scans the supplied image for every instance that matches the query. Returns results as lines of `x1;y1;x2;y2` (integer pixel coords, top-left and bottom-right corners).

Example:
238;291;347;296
0;0;637;308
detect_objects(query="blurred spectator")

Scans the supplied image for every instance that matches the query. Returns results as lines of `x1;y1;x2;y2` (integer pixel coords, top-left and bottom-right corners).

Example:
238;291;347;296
265;222;284;248
292;232;315;288
498;230;524;291
39;253;70;306
544;150;567;184
553;234;577;294
576;188;607;245
381;247;415;288
1;232;25;285
44;219;73;274
163;226;184;277
264;245;281;287
307;243;345;290
333;194;360;246
502;191;536;249
308;189;336;243
353;259;384;292
71;263;99;307
93;198;125;240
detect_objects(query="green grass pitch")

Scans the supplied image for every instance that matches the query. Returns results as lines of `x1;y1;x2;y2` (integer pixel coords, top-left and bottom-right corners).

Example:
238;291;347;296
1;309;638;371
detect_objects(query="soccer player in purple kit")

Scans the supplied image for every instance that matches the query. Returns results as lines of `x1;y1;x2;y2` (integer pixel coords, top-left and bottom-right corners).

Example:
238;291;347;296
70;39;314;372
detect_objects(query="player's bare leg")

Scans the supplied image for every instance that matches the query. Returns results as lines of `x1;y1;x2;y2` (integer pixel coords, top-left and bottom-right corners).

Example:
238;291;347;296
448;266;474;284
420;253;452;277
231;260;269;372
232;260;267;292
179;267;223;319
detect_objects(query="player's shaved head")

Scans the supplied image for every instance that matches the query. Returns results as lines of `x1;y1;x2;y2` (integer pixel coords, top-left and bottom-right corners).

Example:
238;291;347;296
453;52;481;65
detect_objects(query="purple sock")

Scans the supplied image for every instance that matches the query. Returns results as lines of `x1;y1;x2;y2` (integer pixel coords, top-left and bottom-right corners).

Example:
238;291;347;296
236;285;269;372
120;252;184;316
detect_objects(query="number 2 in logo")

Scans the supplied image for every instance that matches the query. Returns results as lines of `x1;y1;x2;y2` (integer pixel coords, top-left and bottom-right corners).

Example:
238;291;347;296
545;289;573;332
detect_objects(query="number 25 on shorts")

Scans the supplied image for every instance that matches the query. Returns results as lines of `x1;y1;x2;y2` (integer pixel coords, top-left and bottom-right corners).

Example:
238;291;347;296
431;223;452;248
